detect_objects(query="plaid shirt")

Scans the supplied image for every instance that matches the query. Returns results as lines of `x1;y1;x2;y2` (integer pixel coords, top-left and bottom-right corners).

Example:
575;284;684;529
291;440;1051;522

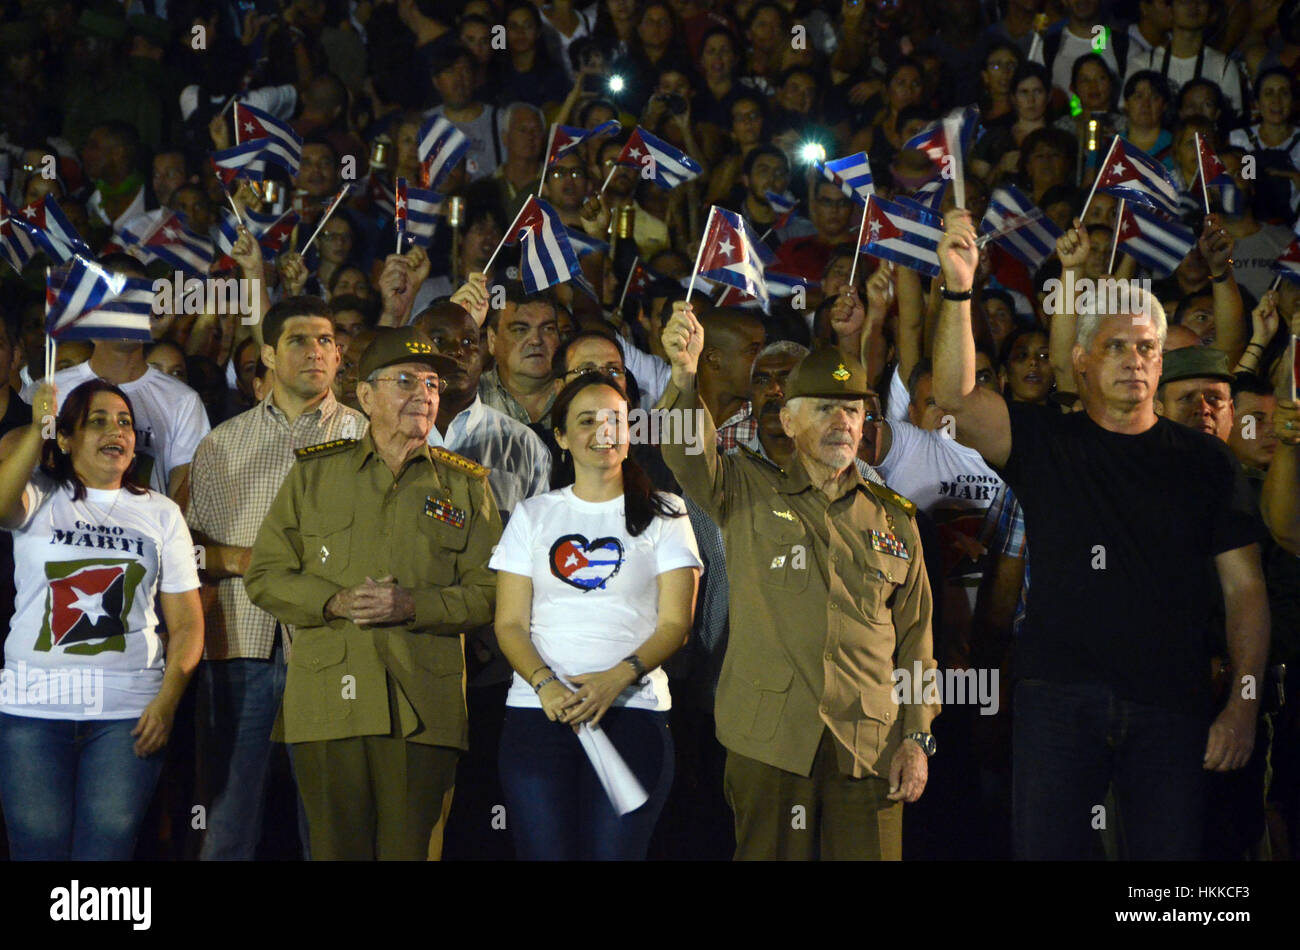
981;484;1029;636
187;391;368;660
478;367;555;427
716;401;757;453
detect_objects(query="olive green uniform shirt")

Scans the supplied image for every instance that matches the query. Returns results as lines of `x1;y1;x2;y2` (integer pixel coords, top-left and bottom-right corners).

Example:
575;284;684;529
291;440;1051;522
245;434;502;748
658;380;938;779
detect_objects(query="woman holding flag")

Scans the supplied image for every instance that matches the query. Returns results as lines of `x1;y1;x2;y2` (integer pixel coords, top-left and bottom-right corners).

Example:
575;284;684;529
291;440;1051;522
0;380;203;860
491;372;700;860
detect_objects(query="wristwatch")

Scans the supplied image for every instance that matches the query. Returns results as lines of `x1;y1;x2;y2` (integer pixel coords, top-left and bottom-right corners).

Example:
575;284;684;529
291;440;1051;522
623;653;649;684
903;732;937;757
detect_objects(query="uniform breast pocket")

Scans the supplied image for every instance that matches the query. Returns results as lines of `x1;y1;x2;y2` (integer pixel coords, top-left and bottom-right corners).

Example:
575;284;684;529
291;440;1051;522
856;552;904;617
302;510;354;580
754;509;810;594
415;505;470;585
721;653;795;741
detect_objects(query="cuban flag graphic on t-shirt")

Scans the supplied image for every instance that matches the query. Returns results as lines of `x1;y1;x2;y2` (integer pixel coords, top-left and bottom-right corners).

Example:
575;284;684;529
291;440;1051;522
39;559;141;652
549;534;625;591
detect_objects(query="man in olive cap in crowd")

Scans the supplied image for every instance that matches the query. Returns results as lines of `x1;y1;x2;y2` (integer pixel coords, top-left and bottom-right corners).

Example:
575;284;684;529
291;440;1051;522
247;327;503;860
1157;346;1237;442
658;302;938;860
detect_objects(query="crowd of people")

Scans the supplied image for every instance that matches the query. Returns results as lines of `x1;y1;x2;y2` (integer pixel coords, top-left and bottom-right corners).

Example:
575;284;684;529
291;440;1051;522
0;0;1298;861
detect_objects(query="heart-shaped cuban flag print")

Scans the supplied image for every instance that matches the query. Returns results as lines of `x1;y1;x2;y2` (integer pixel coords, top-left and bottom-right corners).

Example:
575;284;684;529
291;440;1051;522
549;534;625;591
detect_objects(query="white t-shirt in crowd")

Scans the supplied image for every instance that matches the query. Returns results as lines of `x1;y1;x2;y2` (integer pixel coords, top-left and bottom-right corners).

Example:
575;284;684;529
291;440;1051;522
426;104;501;181
3;473;200;720
1050;27;1122;97
23;363;211;495
489;487;702;711
880;366;1004;515
1123;45;1244;115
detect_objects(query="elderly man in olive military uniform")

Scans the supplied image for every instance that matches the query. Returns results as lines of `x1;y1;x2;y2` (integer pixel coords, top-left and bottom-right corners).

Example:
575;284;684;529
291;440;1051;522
658;302;938;860
246;327;502;860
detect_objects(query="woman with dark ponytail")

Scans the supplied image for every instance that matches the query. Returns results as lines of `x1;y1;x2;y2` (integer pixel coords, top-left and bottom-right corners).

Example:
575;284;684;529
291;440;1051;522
491;372;701;859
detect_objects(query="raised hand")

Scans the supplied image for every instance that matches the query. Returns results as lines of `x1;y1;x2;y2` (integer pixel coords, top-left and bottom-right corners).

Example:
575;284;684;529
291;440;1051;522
938;209;978;292
1056;216;1089;271
662;300;704;387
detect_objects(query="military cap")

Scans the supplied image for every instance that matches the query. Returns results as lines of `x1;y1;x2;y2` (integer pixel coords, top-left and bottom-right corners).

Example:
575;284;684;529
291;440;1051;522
785;346;870;400
357;326;458;381
1159;345;1234;387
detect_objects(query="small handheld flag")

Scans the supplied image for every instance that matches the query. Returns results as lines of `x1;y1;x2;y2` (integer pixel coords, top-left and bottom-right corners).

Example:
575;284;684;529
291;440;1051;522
860;195;944;277
612;128;702;190
418;114;470;191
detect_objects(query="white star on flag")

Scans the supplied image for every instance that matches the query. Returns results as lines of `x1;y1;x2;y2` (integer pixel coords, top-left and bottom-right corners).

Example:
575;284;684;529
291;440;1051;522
869;219;882;239
565;553;579;567
395;196;405;210
243;122;255;135
717;238;733;257
162;227;180;240
22;207;37;218
1111;162;1126;175
629;148;641;159
68;586;109;626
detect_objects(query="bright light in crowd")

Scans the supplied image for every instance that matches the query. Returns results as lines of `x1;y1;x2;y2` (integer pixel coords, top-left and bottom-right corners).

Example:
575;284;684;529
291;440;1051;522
608;75;625;94
800;142;826;164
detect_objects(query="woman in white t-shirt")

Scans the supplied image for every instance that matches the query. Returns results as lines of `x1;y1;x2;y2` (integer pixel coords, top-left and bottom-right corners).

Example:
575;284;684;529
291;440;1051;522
491;372;701;860
0;380;203;860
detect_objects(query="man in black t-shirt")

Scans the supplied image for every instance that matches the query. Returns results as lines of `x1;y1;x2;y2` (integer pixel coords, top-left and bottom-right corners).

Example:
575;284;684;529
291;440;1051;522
928;210;1271;860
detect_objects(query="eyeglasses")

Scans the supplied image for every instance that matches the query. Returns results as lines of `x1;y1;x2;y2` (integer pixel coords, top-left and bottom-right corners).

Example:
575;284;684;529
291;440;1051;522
567;363;625;379
370;372;446;393
549;167;588;180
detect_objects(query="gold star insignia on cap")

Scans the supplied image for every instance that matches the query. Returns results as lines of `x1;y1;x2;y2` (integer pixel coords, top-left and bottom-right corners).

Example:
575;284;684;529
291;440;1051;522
832;363;851;382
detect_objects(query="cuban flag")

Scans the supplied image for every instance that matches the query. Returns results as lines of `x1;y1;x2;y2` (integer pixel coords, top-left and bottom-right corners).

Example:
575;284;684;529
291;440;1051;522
715;269;811;307
903;106;979;173
396;177;442;250
614;128;702;189
214;207;300;269
766;190;798;216
696;206;774;312
117;209;214;277
233;101;303;177
546;120;621;168
860;195;943;277
7;195;91;264
1271;239;1300;285
564;225;608;258
1193;133;1234;190
816;152;875;205
0;198;43;274
505;196;587;294
620;258;655;302
45;256;155;342
418;114;470;190
895;178;948;217
979;185;1063;271
1114;202;1196;278
368;172;395;219
211;140;268;185
1094;137;1182;217
550;535;625;591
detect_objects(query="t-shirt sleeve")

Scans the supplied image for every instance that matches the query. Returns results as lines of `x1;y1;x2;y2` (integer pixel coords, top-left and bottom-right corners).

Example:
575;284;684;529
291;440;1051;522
997;400;1057;487
624;343;671;408
165;390;212;473
887;364;910;424
489;498;534;575
651;495;703;574
14;471;55;532
159;499;201;593
1212;451;1270;556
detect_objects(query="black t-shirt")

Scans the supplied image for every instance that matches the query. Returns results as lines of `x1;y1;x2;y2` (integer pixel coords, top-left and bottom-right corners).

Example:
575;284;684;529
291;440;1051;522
997;402;1267;716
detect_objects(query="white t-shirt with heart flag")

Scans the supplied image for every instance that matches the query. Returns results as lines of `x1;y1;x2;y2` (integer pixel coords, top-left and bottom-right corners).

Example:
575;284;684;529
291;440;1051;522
489;486;702;711
2;472;200;720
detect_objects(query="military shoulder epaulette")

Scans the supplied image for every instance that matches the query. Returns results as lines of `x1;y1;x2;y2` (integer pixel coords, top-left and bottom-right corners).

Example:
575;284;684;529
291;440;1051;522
738;442;784;472
294;438;358;461
866;481;916;517
430;445;489;479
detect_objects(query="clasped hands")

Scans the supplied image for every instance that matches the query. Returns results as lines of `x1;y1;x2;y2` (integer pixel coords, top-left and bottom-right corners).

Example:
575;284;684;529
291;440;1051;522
325;575;415;626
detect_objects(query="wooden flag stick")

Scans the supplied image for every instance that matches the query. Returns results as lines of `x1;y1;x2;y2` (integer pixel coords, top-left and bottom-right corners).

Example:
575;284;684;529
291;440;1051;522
1080;135;1119;222
484;199;533;276
300;188;348;253
685;207;716;302
848;197;870;288
537;126;559;198
1196;132;1212;215
1107;198;1125;275
598;164;618;198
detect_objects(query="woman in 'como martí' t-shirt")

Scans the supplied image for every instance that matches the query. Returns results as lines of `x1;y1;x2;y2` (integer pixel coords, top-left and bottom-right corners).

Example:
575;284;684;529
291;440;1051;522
491;372;701;860
0;380;202;860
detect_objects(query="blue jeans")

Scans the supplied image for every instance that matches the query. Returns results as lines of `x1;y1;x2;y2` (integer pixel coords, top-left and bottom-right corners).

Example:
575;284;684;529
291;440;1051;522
1012;679;1206;860
499;706;673;860
195;641;309;860
0;712;164;860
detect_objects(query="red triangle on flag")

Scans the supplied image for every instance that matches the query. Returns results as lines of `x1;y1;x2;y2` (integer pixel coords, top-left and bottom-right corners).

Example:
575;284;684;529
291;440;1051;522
864;199;904;244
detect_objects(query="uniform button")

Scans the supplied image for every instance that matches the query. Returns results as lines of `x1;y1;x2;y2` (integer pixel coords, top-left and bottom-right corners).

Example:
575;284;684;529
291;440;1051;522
820;704;828;714
753;679;761;687
882;711;891;722
824;651;833;661
311;658;320;668
830;602;837;611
